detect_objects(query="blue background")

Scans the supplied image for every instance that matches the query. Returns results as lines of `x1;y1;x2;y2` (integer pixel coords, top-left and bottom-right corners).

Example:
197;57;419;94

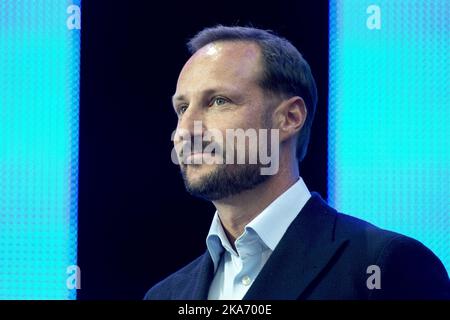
328;0;449;272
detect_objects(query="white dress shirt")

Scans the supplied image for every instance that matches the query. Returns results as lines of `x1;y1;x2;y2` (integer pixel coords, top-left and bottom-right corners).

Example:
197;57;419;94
206;177;311;300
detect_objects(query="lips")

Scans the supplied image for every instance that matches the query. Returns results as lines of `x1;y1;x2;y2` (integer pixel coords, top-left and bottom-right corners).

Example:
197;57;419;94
183;151;216;164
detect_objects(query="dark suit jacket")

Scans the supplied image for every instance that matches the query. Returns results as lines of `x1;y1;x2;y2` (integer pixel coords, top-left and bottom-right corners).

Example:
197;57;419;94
144;193;449;300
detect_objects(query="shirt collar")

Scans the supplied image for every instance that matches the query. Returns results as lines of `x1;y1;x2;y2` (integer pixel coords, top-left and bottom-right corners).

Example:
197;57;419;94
205;214;232;271
206;177;311;271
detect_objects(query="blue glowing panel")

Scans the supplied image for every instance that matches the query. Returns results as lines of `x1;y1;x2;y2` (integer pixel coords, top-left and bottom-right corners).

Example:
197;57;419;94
328;0;449;271
0;1;81;299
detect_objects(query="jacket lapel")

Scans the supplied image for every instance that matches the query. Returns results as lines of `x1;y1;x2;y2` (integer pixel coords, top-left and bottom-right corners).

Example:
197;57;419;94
243;193;349;300
183;251;215;299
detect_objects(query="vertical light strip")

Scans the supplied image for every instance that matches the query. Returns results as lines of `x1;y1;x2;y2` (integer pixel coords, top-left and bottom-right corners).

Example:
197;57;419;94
329;0;449;271
0;1;81;299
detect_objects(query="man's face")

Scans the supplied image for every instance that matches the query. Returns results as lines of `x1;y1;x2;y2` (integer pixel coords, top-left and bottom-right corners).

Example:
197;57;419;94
172;41;273;200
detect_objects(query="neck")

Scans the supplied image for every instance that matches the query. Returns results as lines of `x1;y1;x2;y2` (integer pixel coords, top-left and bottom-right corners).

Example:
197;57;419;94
212;159;299;247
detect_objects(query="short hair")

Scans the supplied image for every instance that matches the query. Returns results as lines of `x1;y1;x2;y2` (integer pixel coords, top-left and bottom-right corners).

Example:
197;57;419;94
187;25;318;162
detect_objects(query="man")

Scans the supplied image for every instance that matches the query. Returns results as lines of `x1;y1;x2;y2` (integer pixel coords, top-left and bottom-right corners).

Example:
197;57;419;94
145;25;449;300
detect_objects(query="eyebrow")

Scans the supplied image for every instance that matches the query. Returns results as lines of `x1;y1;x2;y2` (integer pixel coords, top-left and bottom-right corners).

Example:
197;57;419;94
172;94;186;104
171;87;239;106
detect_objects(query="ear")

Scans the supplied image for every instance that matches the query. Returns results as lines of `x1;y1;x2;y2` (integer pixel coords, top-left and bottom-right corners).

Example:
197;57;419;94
273;96;307;142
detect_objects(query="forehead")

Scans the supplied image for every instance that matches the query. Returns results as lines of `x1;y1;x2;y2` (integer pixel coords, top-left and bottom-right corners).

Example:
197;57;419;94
175;41;263;96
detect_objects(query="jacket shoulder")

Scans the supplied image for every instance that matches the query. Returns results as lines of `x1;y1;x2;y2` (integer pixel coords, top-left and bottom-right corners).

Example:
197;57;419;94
369;233;449;299
144;253;207;300
335;211;403;249
332;209;449;299
309;193;403;248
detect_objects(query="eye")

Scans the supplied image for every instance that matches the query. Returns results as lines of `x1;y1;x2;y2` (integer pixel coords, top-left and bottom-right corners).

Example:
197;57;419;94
212;96;228;106
177;105;188;115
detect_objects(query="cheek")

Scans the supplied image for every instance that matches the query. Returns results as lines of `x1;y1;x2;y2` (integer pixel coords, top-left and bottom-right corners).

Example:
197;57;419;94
240;108;267;130
208;109;264;131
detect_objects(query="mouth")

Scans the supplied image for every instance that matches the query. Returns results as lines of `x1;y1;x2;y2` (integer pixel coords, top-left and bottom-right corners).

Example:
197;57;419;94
183;151;216;164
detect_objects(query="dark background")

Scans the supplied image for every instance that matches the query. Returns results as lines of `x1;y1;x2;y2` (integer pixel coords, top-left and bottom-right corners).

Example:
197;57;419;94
78;0;328;299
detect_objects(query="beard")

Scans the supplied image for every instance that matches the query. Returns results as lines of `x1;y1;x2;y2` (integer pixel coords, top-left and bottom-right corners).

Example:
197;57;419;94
180;161;270;201
178;107;275;201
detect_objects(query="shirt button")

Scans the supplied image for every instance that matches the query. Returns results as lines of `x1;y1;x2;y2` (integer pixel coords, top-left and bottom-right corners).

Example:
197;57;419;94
241;275;251;286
